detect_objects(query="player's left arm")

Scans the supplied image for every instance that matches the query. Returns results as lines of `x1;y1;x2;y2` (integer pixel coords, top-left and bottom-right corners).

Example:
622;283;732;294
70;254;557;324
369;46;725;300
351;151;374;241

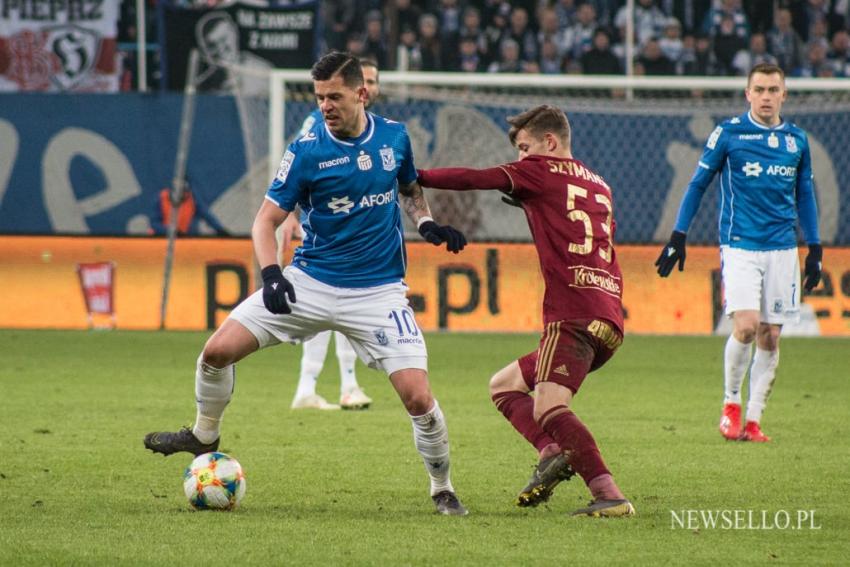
796;138;822;290
399;179;467;253
397;126;466;253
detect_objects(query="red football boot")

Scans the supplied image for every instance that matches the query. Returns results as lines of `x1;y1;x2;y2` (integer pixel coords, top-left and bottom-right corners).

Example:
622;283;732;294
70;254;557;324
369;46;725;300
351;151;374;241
741;420;771;442
718;403;742;440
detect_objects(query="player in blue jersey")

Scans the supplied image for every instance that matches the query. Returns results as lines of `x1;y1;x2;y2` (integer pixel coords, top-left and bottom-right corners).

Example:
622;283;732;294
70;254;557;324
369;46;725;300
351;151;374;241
282;59;381;412
144;52;470;516
655;63;822;443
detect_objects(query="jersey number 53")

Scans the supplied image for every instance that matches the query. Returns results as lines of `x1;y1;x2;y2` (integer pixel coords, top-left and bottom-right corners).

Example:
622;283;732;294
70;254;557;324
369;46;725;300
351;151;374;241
566;183;613;262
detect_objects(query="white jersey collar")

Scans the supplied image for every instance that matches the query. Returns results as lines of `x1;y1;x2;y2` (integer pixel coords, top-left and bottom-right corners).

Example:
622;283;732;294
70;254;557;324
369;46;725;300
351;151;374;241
324;112;375;147
746;111;786;131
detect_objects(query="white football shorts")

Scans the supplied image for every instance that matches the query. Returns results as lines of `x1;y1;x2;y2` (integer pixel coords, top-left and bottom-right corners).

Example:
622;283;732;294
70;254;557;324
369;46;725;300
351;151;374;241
720;246;801;325
229;266;427;375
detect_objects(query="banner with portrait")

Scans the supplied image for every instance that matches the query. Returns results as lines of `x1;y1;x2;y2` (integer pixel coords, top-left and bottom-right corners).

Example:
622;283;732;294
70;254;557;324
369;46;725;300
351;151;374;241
0;1;120;92
163;1;318;91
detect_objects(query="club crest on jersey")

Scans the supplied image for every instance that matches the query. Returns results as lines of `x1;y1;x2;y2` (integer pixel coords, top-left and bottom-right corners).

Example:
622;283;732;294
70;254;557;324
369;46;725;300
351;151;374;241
373;329;389;346
785;134;797;153
357;152;373;171
768;133;779;148
379;147;396;171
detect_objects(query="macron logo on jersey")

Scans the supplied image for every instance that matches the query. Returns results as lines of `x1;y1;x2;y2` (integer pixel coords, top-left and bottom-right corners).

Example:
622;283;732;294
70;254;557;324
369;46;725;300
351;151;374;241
328;196;355;214
742;162;763;177
319;156;351;170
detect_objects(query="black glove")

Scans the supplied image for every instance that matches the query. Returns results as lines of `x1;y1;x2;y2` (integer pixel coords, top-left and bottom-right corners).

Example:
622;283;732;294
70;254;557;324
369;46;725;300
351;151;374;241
803;244;823;291
418;220;467;253
261;265;296;314
655;230;687;277
501;194;523;208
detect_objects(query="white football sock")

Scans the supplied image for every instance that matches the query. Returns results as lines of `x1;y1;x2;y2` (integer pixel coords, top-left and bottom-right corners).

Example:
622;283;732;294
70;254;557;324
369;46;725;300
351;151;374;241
335;332;359;393
193;355;234;444
410;400;454;496
724;335;752;405
294;331;332;399
747;348;779;423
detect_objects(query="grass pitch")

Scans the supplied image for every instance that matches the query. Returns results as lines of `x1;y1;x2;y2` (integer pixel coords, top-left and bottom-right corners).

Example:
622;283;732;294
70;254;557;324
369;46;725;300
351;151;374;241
1;330;847;565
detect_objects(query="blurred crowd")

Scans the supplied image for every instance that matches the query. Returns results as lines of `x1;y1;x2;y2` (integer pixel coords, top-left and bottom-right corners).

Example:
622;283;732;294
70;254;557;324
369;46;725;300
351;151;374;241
117;0;850;91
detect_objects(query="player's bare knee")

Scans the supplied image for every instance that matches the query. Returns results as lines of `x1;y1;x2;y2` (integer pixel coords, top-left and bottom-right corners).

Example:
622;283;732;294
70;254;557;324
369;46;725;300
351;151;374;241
489;361;526;397
732;320;758;343
404;391;435;416
202;338;234;368
757;324;781;350
732;311;760;343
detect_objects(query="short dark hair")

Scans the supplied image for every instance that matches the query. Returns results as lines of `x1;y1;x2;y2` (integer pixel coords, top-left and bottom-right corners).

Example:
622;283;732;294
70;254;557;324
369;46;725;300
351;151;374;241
360;58;379;75
748;63;785;85
311;51;363;88
507;104;571;147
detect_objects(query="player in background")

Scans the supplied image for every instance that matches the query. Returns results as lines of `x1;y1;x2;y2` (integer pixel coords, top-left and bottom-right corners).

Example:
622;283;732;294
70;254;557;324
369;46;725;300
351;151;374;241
281;59;381;411
145;52;470;516
655;63;822;443
418;105;634;517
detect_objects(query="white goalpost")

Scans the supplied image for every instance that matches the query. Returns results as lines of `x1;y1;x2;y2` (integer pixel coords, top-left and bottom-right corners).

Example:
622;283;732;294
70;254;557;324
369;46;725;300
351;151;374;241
264;71;850;245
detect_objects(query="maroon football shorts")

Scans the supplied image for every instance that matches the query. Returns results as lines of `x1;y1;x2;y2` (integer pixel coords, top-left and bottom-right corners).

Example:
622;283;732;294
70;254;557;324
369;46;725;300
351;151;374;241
517;319;623;394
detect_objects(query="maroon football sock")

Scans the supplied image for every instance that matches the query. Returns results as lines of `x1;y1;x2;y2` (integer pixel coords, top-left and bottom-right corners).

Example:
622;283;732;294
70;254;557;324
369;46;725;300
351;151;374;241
539;407;610;485
587;474;624;501
492;391;556;453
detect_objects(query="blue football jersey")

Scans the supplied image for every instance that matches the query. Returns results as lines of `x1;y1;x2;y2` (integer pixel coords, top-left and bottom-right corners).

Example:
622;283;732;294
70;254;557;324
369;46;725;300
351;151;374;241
267;112;418;287
296;108;323;140
294;109;323;224
674;111;820;250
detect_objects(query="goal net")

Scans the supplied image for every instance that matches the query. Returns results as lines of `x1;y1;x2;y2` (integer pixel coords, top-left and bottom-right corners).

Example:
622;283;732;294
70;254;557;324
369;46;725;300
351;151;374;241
255;72;850;246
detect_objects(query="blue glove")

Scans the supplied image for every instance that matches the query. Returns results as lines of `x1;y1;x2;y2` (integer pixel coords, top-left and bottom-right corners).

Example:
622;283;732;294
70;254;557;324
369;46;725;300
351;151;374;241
418;220;467;253
803;244;822;291
261;265;296;314
655;231;687;277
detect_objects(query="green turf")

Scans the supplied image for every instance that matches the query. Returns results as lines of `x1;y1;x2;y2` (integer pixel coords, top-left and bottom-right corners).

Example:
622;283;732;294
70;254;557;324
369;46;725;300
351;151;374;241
0;330;847;565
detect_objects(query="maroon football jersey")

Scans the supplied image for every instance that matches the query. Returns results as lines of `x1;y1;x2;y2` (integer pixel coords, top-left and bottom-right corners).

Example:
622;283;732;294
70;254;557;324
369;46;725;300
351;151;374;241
499;155;624;332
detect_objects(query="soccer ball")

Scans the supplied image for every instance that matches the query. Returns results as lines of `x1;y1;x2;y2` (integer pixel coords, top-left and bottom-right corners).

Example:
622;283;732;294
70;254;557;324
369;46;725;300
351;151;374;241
183;452;246;510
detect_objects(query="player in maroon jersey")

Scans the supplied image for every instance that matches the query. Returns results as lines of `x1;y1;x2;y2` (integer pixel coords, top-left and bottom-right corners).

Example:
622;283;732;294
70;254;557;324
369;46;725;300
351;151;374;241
417;105;634;517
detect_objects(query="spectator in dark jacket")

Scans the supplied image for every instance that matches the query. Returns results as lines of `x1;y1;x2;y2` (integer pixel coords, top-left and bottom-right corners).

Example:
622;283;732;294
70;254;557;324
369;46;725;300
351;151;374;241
636;37;676;75
581;28;622;74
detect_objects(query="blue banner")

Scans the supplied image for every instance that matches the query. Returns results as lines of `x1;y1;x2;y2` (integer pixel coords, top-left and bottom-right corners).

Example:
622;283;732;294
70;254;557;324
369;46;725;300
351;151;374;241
1;93;848;244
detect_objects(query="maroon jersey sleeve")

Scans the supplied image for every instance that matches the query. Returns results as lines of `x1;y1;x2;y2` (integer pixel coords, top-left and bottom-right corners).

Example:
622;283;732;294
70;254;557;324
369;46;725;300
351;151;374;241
417;167;511;191
498;156;551;198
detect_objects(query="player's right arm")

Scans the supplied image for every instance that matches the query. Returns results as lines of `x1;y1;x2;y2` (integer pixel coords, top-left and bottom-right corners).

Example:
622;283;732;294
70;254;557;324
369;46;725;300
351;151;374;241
417;167;512;192
252;201;296;314
656;124;728;277
278;208;302;265
255;144;306;314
